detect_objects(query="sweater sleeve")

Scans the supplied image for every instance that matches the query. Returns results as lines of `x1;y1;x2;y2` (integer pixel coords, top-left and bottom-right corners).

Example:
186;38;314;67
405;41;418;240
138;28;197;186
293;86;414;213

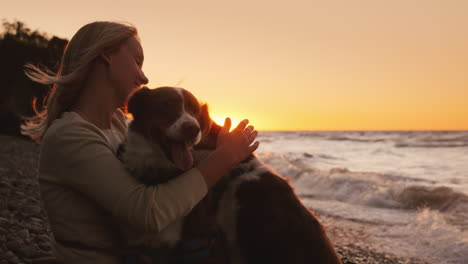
41;120;208;233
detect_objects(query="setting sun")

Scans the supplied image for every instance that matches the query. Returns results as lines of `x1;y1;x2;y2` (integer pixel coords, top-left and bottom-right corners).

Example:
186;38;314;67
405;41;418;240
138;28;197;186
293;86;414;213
210;114;245;131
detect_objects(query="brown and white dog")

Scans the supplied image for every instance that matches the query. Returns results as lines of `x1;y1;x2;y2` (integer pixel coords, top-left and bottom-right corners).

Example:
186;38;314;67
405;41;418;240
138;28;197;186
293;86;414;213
120;86;211;183
119;86;342;264
117;86;219;263
196;124;343;264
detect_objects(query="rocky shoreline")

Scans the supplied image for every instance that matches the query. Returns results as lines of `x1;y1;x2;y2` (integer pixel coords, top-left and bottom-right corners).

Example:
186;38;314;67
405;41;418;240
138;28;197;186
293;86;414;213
0;135;429;264
0;135;55;264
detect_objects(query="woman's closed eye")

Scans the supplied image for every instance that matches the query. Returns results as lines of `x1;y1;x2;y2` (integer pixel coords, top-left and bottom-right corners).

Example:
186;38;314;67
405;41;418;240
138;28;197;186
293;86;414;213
135;56;143;67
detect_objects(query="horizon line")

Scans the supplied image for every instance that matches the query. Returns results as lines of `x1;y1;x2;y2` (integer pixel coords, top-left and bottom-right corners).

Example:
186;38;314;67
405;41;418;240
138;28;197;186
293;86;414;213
257;129;468;132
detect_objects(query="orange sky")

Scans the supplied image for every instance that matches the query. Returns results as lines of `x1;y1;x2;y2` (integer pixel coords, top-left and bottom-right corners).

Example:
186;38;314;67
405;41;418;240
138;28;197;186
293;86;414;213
3;0;468;130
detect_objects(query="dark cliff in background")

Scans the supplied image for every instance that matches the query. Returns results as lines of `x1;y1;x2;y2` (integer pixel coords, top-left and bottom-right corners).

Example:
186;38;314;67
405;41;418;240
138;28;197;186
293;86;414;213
0;20;67;137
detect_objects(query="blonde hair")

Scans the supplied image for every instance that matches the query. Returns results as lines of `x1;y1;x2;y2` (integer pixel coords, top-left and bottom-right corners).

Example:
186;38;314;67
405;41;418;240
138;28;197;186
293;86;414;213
21;21;138;143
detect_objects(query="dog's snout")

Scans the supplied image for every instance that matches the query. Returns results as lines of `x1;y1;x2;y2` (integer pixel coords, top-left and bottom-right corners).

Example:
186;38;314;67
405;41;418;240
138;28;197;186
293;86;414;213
182;122;200;139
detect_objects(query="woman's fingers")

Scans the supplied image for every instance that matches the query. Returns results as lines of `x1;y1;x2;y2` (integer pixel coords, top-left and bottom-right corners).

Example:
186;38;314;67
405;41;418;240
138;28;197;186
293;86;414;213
233;119;249;133
247;130;258;144
242;125;254;138
218;117;260;158
239;123;258;148
222;118;232;134
249;141;260;152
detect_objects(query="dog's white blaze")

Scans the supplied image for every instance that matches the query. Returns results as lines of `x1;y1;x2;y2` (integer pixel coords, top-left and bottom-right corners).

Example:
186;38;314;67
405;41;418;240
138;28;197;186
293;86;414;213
165;88;202;144
216;170;261;264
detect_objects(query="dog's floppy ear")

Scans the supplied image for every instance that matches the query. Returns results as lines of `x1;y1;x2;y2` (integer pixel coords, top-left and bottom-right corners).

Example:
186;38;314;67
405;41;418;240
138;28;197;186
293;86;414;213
195;106;222;150
127;86;152;121
199;103;212;138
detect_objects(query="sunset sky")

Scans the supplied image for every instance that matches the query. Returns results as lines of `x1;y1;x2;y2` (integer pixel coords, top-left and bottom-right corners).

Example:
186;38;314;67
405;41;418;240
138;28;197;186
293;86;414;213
3;0;468;130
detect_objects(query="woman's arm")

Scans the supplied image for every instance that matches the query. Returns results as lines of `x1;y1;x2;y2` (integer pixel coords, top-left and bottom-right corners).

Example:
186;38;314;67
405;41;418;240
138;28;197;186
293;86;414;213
40;117;258;234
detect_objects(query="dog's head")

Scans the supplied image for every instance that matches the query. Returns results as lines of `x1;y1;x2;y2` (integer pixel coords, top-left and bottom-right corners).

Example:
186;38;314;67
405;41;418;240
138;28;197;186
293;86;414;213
127;86;212;170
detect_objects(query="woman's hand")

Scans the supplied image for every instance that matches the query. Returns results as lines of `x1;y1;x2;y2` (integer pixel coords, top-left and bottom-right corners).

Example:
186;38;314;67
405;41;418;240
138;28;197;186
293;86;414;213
197;118;260;189
216;118;260;167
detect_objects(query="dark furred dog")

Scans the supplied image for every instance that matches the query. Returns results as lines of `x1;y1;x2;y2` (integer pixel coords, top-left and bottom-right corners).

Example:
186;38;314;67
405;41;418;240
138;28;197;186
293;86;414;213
118;86;221;263
195;123;343;264
120;86;342;264
120;86;211;184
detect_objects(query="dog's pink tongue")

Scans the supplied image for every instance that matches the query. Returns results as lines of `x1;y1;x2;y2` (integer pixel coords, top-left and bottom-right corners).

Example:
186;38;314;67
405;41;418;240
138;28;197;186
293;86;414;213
171;144;194;171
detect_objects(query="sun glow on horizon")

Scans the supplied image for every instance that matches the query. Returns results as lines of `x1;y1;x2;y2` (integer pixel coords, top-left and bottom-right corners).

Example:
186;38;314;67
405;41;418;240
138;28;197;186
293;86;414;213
210;114;245;131
4;1;468;130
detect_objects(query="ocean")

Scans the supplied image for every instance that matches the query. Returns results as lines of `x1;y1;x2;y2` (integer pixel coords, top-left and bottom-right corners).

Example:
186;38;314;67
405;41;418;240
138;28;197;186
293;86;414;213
255;131;468;264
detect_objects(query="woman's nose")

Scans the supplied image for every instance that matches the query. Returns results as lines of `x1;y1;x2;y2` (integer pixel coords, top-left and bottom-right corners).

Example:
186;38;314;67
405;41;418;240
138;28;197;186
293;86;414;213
140;70;149;85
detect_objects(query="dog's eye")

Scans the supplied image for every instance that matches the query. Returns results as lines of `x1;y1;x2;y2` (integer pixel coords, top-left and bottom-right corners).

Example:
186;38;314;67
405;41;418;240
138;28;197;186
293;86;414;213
155;100;175;112
186;106;199;116
185;101;200;114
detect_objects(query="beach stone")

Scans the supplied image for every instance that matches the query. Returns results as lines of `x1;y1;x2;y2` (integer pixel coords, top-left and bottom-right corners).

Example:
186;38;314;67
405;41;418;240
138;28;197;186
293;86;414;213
6;239;24;252
26;222;43;232
0;260;7;264
0;190;11;199
0;216;9;226
0;250;15;260
8;202;20;211
13;190;26;197
31;257;58;264
29;197;40;204
36;234;50;241
8;255;20;264
23;205;41;216
0;181;12;188
18;245;40;257
30;217;42;222
37;242;52;251
17;229;30;240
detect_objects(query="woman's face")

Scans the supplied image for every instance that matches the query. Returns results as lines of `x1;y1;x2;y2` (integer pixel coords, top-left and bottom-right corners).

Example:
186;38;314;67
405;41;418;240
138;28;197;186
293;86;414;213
107;37;149;104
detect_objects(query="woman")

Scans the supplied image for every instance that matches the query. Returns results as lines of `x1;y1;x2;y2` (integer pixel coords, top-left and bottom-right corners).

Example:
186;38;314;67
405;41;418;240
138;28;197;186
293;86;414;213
21;21;259;263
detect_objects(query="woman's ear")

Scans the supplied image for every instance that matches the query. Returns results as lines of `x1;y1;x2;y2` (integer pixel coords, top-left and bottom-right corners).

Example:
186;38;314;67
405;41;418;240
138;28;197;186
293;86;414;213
99;52;112;66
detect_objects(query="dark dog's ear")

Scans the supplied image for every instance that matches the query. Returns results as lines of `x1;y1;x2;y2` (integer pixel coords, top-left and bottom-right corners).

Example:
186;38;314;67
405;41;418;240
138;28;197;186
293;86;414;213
199;103;212;138
195;110;222;150
127;86;152;121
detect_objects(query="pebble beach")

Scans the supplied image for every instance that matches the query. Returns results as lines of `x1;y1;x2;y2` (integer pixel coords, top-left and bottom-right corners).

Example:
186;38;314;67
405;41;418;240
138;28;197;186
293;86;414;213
0;134;429;264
